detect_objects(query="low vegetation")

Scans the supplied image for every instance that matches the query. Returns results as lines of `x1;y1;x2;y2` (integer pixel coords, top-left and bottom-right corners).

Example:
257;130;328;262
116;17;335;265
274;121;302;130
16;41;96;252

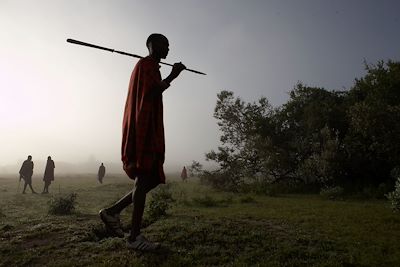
319;186;344;200
0;175;400;266
145;184;175;223
387;176;400;212
48;193;77;215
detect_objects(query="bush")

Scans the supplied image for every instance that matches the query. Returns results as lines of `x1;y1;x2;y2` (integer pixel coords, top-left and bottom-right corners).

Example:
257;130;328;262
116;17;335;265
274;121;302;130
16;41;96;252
320;186;344;200
146;184;175;222
386;177;400;212
48;193;77;215
199;168;246;192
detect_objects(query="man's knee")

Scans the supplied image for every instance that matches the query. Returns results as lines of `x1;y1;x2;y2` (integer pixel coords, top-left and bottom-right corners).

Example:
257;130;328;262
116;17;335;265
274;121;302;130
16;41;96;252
136;174;159;191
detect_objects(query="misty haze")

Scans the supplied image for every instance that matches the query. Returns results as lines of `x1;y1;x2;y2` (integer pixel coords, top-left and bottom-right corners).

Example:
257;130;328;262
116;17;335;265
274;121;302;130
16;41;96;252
1;1;400;266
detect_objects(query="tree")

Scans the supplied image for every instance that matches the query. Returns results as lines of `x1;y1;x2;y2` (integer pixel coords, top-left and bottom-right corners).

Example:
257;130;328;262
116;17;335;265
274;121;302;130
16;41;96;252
256;83;347;183
203;60;400;192
188;160;203;177
204;91;273;190
344;61;400;188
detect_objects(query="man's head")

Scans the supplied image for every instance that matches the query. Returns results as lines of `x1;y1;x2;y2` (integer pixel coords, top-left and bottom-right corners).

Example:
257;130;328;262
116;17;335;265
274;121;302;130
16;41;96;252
48;156;51;160
27;155;32;161
146;33;169;59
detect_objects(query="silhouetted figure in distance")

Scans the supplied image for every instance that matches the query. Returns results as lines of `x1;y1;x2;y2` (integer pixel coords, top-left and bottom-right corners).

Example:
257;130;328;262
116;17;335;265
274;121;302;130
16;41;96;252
181;166;188;182
98;163;106;184
99;33;186;251
42;156;55;194
19;155;37;194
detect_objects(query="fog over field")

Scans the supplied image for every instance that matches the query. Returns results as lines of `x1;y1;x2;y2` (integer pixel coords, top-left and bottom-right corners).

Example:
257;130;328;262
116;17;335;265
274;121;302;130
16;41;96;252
0;158;187;176
1;1;399;176
0;158;123;176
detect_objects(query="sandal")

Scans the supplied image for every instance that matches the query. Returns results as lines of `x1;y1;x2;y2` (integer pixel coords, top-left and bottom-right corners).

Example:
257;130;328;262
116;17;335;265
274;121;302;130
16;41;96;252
127;235;160;251
99;209;125;238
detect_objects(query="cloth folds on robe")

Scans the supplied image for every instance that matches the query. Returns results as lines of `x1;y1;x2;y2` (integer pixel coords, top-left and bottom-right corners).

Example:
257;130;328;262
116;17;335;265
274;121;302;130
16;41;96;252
19;160;33;180
43;160;55;182
121;56;166;183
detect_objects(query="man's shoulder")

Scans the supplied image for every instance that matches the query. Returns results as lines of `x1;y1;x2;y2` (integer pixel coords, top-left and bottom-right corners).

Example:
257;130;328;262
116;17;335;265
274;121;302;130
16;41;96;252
136;56;158;69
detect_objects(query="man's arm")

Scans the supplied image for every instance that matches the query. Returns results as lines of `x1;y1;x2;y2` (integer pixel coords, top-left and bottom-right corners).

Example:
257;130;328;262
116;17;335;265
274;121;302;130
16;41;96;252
163;62;186;85
159;62;186;91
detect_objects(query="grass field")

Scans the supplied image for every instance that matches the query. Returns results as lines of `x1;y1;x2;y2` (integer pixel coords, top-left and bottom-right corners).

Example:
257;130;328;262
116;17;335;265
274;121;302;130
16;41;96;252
1;174;400;266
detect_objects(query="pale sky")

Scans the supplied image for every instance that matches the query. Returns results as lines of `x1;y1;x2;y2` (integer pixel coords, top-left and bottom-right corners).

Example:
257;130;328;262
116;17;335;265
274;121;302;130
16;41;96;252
1;0;399;172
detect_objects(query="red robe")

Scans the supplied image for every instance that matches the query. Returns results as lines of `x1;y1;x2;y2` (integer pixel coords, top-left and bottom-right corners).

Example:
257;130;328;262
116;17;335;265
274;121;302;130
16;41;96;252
121;56;166;183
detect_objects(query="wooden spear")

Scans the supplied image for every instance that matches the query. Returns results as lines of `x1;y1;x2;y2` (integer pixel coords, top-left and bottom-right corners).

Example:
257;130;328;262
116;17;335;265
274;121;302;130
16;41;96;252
66;38;206;75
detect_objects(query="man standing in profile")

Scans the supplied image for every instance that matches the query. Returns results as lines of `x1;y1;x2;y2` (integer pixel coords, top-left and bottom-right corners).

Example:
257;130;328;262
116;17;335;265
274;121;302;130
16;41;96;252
98;163;106;184
42;156;55;194
19;155;37;194
181;166;188;182
99;33;186;251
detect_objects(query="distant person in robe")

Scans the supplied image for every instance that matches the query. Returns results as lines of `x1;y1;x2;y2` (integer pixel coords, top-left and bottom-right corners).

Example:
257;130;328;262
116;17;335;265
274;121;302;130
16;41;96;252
98;163;106;184
19;155;37;194
42;156;55;194
99;33;186;251
181;166;188;182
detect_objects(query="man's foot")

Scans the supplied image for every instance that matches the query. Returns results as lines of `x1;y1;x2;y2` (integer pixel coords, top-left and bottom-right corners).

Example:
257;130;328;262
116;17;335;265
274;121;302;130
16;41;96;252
22;191;26;194
99;209;124;237
127;235;160;251
32;191;37;194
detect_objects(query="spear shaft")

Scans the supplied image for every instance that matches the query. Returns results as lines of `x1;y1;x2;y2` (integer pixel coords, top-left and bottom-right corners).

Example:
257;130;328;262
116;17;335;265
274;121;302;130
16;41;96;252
66;38;206;75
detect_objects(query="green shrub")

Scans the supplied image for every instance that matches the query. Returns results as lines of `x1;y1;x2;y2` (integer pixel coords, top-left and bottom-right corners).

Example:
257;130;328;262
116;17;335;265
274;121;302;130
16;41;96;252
146;184;175;222
320;186;344;200
200;170;243;192
48;193;77;215
386;177;400;212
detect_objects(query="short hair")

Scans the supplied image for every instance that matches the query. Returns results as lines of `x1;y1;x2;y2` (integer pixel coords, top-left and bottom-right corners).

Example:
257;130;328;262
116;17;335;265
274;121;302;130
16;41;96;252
146;33;167;48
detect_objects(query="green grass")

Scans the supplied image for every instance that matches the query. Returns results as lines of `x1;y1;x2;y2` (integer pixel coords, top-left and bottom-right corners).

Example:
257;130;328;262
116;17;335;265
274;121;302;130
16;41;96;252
0;174;399;266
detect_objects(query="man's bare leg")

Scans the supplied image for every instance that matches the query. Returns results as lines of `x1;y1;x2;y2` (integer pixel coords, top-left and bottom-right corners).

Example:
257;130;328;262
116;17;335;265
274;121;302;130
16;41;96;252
130;183;147;240
29;183;37;194
105;191;133;215
22;183;27;194
129;175;159;241
99;190;134;237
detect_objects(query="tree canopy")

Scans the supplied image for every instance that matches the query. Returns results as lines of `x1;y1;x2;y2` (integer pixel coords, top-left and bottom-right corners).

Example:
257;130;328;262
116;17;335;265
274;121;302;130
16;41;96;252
202;60;400;193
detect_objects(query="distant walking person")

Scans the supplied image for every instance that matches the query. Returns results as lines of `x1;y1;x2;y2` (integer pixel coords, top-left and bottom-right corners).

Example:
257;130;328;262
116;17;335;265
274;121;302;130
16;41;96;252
42;156;55;194
98;163;106;184
19;155;36;194
99;33;186;251
181;166;188;182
